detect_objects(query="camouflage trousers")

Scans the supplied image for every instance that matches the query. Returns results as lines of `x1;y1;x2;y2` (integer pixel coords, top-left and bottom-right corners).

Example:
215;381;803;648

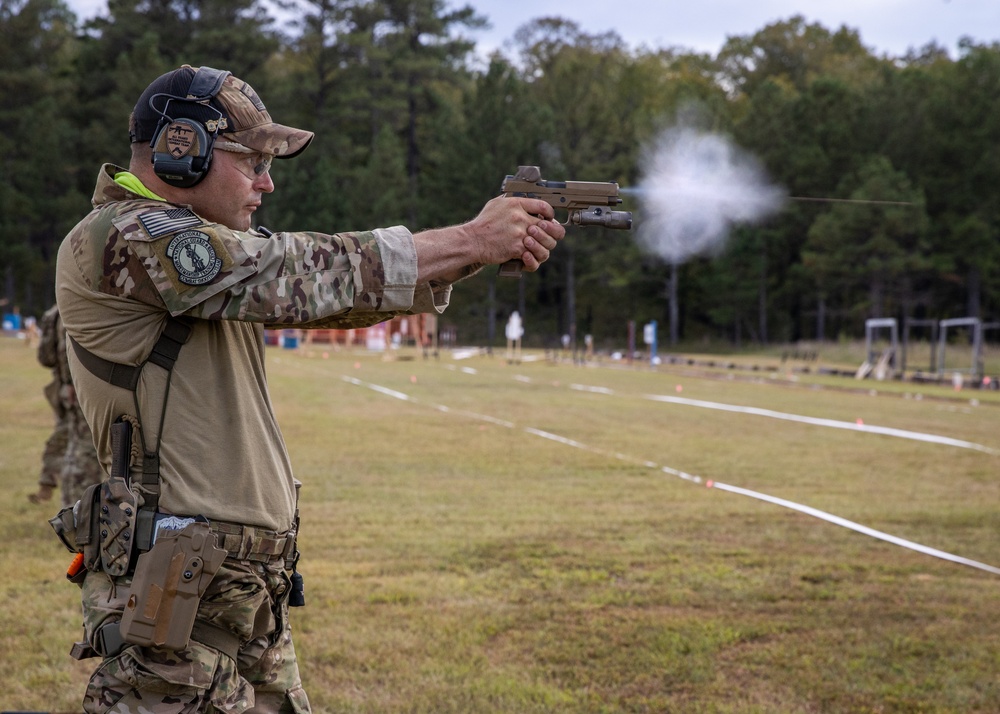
80;559;311;713
61;406;103;507
38;411;70;490
39;405;102;508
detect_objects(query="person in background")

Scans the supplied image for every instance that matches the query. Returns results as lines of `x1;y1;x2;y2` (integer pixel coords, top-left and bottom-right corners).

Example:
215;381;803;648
30;304;102;507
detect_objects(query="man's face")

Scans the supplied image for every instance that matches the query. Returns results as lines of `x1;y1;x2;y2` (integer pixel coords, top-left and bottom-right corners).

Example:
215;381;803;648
187;145;275;232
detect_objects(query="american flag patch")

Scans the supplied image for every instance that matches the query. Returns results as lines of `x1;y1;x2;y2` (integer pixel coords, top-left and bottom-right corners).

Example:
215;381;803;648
137;208;203;238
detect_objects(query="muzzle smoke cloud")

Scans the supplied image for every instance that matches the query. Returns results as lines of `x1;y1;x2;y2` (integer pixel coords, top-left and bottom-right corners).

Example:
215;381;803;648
634;126;786;265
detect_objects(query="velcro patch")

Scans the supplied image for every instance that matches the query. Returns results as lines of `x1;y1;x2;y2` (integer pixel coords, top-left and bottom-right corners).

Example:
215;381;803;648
138;208;203;238
166;230;223;285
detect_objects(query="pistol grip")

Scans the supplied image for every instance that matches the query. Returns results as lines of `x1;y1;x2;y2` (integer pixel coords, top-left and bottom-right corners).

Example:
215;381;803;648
497;259;524;278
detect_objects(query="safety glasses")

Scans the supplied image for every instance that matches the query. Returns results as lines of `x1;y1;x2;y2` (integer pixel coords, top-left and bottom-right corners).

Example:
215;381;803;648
215;140;274;179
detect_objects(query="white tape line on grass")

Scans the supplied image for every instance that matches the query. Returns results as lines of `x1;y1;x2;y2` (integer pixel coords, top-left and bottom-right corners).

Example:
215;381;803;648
343;376;697;476
342;376;411;401
342;375;999;576
707;480;1000;576
434;404;515;429
570;384;998;455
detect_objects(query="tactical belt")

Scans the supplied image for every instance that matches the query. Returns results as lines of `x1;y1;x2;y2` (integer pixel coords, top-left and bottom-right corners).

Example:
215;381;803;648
69;518;294;664
210;519;293;565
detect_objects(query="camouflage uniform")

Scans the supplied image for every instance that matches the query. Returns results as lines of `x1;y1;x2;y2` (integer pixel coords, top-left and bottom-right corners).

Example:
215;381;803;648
55;65;457;712
57;159;450;712
57;161;446;712
34;305;103;508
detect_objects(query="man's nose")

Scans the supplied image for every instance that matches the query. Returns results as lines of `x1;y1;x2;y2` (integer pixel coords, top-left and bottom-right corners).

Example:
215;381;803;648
256;171;274;193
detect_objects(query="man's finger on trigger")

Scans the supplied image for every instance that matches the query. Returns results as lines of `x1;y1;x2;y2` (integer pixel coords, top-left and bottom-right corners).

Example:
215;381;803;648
525;198;555;220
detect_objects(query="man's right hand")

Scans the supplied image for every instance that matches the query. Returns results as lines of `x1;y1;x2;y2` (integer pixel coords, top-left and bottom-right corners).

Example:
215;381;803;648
412;196;566;284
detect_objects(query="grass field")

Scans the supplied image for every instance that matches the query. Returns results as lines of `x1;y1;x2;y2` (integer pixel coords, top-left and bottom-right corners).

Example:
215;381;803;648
1;334;998;713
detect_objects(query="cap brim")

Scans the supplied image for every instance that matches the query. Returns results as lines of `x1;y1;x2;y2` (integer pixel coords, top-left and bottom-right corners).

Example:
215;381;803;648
226;122;314;159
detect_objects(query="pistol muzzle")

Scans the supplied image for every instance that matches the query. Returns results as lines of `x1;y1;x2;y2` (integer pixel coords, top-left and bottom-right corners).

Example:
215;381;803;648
571;207;633;230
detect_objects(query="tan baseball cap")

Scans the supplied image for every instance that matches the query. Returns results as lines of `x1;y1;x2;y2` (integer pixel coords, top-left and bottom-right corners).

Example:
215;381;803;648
131;65;314;159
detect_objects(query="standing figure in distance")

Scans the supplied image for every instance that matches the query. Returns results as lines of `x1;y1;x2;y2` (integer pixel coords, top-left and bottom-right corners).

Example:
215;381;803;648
30;304;102;508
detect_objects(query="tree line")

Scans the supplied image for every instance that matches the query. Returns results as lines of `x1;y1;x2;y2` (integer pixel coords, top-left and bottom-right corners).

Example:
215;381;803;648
2;0;998;350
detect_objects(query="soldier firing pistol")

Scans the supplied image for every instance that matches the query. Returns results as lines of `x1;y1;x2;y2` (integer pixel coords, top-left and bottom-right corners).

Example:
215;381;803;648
498;165;633;278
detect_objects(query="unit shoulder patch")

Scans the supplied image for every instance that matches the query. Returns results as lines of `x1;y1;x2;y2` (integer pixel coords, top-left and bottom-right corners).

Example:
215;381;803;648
166;230;223;285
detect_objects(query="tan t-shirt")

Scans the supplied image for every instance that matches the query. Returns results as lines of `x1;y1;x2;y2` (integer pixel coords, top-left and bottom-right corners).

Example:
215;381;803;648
56;165;451;531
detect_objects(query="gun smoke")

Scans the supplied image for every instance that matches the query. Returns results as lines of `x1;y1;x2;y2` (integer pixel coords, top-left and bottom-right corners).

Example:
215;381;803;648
632;126;786;265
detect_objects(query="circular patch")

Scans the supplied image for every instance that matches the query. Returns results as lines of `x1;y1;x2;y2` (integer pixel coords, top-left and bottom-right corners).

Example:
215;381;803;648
166;230;222;285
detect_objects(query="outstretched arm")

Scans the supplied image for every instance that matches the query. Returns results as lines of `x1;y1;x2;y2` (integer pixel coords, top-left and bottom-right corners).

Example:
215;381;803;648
413;197;566;284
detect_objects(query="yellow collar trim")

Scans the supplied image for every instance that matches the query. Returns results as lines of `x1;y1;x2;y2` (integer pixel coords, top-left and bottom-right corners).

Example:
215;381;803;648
113;171;165;201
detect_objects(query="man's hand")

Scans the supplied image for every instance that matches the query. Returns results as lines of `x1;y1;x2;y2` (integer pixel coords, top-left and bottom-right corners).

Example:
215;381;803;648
413;196;565;283
465;196;565;269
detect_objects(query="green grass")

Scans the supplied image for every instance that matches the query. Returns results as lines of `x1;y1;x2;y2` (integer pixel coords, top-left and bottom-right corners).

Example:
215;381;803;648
1;336;998;713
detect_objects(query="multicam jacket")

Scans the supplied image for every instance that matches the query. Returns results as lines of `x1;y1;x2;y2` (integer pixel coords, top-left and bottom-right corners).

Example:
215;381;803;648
56;164;450;531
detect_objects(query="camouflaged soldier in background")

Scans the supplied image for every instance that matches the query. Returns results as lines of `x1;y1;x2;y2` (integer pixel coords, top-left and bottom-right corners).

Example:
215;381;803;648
30;304;102;507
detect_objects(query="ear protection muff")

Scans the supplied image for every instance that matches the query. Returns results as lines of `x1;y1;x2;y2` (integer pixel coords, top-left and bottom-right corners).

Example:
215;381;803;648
150;115;216;188
149;67;232;188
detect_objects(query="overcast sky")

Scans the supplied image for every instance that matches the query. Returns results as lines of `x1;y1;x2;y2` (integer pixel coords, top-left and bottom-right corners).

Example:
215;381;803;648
64;0;999;59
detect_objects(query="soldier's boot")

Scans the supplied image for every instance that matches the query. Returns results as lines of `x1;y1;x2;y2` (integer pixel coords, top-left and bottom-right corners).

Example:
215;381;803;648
28;483;55;503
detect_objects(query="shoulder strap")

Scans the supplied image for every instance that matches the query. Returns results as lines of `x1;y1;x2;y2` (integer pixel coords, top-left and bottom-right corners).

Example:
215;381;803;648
69;317;192;390
69;316;193;551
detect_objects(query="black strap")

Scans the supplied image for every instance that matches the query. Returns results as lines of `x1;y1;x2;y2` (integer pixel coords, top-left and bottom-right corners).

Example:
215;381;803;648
186;66;230;102
147;317;193;370
69;317;192;389
69;316;193;552
70;337;142;390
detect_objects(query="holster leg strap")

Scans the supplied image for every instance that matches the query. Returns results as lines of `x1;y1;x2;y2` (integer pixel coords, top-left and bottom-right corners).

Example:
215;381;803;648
70;619;241;663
